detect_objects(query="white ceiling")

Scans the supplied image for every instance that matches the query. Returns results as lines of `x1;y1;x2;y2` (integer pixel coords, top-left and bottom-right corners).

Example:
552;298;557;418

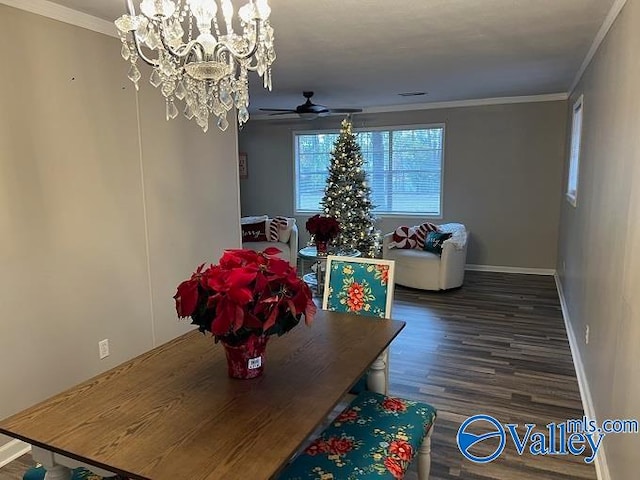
45;0;616;113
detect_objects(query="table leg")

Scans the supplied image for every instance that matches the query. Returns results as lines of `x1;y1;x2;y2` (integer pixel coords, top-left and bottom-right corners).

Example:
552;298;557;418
43;466;72;480
315;260;323;295
32;445;116;479
32;447;72;480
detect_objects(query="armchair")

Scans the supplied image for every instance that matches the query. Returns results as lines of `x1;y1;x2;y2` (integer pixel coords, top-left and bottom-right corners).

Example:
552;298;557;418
383;222;468;290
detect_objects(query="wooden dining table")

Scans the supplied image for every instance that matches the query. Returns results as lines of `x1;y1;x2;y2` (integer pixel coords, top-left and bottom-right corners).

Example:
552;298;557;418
0;310;405;480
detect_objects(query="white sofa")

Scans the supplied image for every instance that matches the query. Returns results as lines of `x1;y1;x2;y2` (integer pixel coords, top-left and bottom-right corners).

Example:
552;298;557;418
241;216;298;267
382;223;468;291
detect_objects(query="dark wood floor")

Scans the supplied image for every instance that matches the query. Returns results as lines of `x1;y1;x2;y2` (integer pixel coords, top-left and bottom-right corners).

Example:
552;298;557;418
0;271;595;480
393;271;595;480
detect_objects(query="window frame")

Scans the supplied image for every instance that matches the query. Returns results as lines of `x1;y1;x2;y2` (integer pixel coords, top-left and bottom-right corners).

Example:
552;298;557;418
566;95;584;207
292;123;446;218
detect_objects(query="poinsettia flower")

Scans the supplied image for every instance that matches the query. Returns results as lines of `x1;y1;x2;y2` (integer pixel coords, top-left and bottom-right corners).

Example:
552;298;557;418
174;248;315;344
306;215;341;241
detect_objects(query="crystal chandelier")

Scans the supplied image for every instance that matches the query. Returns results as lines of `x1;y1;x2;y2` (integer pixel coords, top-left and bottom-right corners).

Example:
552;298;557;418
115;0;275;132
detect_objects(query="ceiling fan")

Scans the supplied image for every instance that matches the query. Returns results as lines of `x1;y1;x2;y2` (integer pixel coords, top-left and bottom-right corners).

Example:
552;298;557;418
259;91;363;119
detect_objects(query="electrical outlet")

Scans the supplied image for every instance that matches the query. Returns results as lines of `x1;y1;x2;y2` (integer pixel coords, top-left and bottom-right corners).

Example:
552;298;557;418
585;325;590;345
99;339;110;359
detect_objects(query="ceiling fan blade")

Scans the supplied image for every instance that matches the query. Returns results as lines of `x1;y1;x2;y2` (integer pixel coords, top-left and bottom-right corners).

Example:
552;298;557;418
269;111;298;116
327;108;363;113
259;108;297;112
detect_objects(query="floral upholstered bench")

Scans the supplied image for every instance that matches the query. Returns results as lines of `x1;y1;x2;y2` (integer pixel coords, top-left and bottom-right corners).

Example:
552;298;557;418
23;466;123;480
278;391;436;480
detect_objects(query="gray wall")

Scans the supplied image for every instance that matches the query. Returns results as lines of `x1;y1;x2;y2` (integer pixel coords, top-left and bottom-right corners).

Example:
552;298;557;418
557;0;640;477
239;101;567;269
0;6;241;448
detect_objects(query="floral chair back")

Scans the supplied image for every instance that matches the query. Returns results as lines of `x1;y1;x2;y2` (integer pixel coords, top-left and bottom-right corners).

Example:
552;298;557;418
322;256;396;395
322;256;395;319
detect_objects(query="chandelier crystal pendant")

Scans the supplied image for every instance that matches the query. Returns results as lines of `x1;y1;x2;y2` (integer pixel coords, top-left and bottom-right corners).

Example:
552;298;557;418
115;0;275;132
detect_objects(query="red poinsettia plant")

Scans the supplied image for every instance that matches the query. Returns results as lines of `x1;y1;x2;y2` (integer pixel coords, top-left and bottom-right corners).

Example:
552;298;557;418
174;248;316;346
305;214;341;241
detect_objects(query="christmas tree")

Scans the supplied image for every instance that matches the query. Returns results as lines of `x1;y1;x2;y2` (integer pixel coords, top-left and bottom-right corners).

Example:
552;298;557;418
321;119;378;256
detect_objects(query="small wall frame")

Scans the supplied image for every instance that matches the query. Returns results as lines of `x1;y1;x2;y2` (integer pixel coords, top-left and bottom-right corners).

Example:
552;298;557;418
239;152;248;179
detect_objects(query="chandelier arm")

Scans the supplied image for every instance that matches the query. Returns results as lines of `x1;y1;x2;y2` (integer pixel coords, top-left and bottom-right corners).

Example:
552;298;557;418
213;20;262;62
244;58;260;71
157;19;206;60
125;0;158;67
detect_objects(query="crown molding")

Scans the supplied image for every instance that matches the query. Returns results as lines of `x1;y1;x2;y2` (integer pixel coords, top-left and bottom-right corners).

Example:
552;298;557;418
569;0;628;94
362;93;568;114
1;0;117;38
251;93;569;121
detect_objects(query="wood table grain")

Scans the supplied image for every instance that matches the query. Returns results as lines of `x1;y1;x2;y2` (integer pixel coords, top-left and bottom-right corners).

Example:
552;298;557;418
0;311;405;480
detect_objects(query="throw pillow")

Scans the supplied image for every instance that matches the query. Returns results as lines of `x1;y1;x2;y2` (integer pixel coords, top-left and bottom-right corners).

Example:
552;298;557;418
390;226;418;249
415;222;440;249
269;216;296;243
241;221;269;242
423;231;452;255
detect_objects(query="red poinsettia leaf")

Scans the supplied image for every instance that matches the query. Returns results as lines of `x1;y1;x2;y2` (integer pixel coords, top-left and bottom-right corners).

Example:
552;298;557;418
206;292;220;309
173;279;199;317
263;307;279;331
227;267;257;287
190;263;206;278
232;304;245;332
222;249;260;268
244;312;263;328
211;300;234;336
304;299;317;326
267;257;291;276
254;272;268;295
218;251;244;269
286;298;298;317
206;269;229;291
261;295;280;304
262;247;282;257
290;288;309;313
227;286;253;305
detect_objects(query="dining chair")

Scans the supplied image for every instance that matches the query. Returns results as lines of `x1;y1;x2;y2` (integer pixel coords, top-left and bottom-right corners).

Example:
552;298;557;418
22;466;124;480
322;255;395;395
281;257;437;480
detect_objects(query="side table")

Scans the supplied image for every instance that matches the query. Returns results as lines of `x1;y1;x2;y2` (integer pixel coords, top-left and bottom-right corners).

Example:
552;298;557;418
298;246;361;295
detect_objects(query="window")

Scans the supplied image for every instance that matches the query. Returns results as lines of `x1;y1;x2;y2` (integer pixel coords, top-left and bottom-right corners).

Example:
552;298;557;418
294;125;445;216
567;95;583;207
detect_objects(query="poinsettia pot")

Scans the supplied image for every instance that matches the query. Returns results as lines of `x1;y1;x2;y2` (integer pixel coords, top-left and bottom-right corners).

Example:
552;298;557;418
221;335;269;379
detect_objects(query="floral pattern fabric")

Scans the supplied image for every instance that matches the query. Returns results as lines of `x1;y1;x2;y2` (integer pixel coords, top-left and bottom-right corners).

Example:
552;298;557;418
325;262;391;318
278;391;436;480
23;466;121;480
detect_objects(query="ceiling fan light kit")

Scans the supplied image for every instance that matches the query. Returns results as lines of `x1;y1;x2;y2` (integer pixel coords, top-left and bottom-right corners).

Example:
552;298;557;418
260;91;362;120
115;0;276;132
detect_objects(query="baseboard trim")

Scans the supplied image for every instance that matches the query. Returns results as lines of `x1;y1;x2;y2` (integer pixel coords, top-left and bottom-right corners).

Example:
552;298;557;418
465;264;556;276
554;274;610;480
0;439;31;468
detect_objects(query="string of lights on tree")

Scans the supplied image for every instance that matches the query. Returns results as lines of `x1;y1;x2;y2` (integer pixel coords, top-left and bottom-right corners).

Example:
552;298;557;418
321;119;380;257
